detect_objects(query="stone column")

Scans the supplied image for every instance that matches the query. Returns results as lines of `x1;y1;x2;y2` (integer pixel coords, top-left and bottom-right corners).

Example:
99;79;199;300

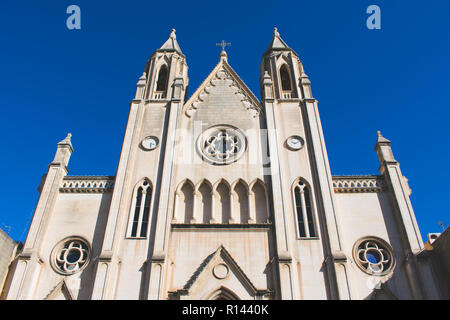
298;185;310;238
248;191;255;223
146;76;185;299
375;131;426;299
7;134;73;299
210;192;218;224
191;191;200;223
298;70;352;299
172;192;182;223
262;73;298;299
229;191;237;224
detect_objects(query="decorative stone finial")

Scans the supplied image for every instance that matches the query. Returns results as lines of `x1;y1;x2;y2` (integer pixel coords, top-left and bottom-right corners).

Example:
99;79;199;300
376;130;391;144
216;40;231;62
170;29;176;39
273;27;280;37
219;49;228;62
60;133;72;142
57;133;73;151
139;72;147;80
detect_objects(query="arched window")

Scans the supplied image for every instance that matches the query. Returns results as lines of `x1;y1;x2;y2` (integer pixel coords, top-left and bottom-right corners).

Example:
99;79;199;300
128;180;152;238
198;181;212;223
233;180;249;223
216;181;231;224
181;182;194;223
156;65;168;92
294;180;316;238
251;180;269;223
280;65;292;91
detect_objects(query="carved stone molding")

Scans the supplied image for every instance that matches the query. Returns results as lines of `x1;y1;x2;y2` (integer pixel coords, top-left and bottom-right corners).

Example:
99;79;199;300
332;175;385;193
60;176;115;193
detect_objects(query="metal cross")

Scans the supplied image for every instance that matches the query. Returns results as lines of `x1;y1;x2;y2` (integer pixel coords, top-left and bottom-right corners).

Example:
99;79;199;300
216;40;231;51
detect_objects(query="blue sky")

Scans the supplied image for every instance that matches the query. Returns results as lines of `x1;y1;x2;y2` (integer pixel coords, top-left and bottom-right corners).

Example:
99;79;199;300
0;1;449;243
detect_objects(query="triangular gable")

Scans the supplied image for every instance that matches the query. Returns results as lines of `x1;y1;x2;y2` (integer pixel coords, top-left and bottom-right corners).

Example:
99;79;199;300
44;280;74;300
183;59;262;119
366;281;398;300
172;245;270;299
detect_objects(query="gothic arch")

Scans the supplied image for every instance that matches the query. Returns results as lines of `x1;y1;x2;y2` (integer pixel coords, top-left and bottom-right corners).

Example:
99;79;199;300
126;178;153;238
213;179;231;224
212;178;231;191
206;286;240;300
155;64;169;92
174;179;195;223
231;179;249;223
195;179;213;223
176;179;195;193
145;55;171;99
274;55;298;99
249;179;269;223
195;179;213;192
279;64;292;91
291;177;313;191
249;178;267;192
230;178;249;192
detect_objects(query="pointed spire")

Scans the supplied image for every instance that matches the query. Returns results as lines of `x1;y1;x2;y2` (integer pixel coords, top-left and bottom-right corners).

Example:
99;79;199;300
375;130;396;168
376;131;391;144
158;29;183;55
57;132;73;153
58;133;72;146
265;27;291;53
51;133;73;167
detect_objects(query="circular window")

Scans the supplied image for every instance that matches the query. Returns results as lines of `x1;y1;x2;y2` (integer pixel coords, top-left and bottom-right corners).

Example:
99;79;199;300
51;237;91;275
198;125;247;165
353;237;395;276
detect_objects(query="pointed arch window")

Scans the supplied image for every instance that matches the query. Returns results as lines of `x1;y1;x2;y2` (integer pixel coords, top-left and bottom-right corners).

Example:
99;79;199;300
156;65;168;92
280;65;292;91
294;180;317;238
127;180;152;238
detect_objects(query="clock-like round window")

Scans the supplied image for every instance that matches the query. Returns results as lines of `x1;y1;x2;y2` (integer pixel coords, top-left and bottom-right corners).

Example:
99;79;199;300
141;136;159;151
51;237;91;275
353;237;395;276
198;125;247;165
286;135;305;151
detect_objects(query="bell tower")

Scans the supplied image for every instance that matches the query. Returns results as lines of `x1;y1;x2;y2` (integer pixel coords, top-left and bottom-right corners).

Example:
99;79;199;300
91;29;188;300
143;29;188;101
260;28;352;299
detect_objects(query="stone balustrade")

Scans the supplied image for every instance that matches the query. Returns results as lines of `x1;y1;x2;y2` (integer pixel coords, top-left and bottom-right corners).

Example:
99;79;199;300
60;176;115;193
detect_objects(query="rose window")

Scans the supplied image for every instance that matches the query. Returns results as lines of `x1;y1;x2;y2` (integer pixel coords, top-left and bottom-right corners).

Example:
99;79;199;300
51;238;90;275
198;126;246;165
353;237;395;276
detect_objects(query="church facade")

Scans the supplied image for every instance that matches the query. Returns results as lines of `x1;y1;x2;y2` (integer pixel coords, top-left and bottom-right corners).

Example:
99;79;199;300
4;29;442;300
